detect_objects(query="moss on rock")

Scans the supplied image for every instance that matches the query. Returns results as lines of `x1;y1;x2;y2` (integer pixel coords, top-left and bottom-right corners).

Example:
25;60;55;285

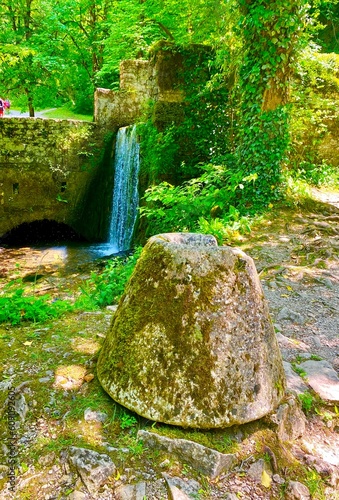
97;233;286;428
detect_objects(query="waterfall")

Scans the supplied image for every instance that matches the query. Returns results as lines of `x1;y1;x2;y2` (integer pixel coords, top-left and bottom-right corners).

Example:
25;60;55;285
108;125;140;252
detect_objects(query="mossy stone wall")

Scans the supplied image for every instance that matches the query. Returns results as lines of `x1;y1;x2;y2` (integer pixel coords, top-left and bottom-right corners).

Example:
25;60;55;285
0;118;113;241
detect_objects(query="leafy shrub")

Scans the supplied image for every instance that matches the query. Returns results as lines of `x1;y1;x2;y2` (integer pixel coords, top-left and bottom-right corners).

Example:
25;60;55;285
0;286;72;325
290;160;339;187
81;248;142;308
298;391;314;414
139;162;256;240
198;206;252;244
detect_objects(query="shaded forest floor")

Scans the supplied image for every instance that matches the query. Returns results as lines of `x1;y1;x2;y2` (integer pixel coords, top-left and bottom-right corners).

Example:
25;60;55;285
0;187;338;499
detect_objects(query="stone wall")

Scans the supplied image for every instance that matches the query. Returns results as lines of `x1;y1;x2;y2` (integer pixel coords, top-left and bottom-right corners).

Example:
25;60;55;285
0;118;113;241
94;48;185;131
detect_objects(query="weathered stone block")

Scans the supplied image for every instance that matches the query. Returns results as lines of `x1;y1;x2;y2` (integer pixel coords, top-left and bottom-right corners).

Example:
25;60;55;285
97;232;286;428
137;430;236;478
67;446;116;494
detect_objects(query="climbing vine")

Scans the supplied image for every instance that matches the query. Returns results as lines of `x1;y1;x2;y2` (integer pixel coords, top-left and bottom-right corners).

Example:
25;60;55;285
236;0;310;207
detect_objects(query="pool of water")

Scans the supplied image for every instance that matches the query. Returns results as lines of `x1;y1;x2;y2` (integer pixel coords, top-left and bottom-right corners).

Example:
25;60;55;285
32;242;120;272
0;242;120;281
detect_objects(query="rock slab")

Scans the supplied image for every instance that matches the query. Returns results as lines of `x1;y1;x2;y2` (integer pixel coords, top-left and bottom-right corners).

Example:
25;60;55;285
97;232;286;428
162;474;201;499
299;360;339;402
67;446;116;494
138;429;236;478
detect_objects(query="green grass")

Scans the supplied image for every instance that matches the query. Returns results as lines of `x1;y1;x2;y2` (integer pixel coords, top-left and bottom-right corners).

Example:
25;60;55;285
39;106;93;121
8;106;93;121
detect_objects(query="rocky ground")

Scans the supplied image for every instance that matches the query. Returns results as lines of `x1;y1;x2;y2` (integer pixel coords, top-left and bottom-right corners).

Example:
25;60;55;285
0;188;338;499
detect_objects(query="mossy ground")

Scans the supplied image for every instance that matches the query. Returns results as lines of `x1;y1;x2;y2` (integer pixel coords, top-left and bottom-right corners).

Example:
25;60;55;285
0;189;338;498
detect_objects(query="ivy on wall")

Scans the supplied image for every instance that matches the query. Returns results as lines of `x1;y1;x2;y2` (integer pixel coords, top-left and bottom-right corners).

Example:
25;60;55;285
236;0;309;207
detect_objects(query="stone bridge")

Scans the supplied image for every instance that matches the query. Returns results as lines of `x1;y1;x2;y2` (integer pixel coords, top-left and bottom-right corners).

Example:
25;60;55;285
0;46;207;244
0;118;114;242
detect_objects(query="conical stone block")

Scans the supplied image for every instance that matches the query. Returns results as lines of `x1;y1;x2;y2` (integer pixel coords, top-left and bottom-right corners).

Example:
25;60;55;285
97;233;286;428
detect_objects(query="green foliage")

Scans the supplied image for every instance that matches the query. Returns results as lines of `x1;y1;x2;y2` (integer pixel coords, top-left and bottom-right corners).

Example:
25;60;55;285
198;209;252;244
41;107;92;121
292;363;308;379
304;469;326;498
81;248;142;308
235;0;310;207
0;282;72;325
119;412;138;430
98;0;234;78
0;248;143;325
289;48;339;187
291;160;339;186
140;163;238;234
140;162;256;242
298;391;314;414
138;46;232;185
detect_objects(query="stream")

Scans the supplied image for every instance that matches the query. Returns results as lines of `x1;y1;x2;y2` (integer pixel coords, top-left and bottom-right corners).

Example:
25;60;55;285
0;242;120;283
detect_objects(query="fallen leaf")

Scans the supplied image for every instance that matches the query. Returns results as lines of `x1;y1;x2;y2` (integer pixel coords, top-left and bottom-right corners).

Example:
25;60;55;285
261;470;272;488
23;341;33;346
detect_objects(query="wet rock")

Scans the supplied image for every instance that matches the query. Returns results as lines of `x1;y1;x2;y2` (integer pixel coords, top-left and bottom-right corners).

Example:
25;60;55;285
98;232;286;428
163;473;200;499
298;360;339;402
283;362;309;396
137;429;236;478
285;480;311;499
268;395;306;441
67;446;116;494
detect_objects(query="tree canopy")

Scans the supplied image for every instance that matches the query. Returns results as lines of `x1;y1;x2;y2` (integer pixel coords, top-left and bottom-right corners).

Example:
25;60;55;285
0;0;337;219
0;0;333;113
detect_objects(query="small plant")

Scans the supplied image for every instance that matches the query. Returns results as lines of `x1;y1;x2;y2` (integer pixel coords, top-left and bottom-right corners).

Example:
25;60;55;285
304;469;326;498
292;363;308;379
56;194;68;203
298;391;314;414
120;412;138;430
128;440;144;457
80;247;142;308
310;354;322;361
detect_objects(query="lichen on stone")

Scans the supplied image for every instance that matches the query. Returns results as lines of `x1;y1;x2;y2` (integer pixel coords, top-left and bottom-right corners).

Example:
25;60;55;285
97;233;286;428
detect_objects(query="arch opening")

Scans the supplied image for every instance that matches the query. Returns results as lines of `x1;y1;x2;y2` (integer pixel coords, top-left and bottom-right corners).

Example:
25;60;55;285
0;219;87;246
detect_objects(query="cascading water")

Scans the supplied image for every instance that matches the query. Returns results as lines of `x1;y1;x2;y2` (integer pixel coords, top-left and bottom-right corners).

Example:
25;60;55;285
108;125;140;252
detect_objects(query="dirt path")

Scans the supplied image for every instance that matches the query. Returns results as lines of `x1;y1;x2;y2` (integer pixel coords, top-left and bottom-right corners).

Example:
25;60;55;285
238;190;339;369
231;190;339;498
